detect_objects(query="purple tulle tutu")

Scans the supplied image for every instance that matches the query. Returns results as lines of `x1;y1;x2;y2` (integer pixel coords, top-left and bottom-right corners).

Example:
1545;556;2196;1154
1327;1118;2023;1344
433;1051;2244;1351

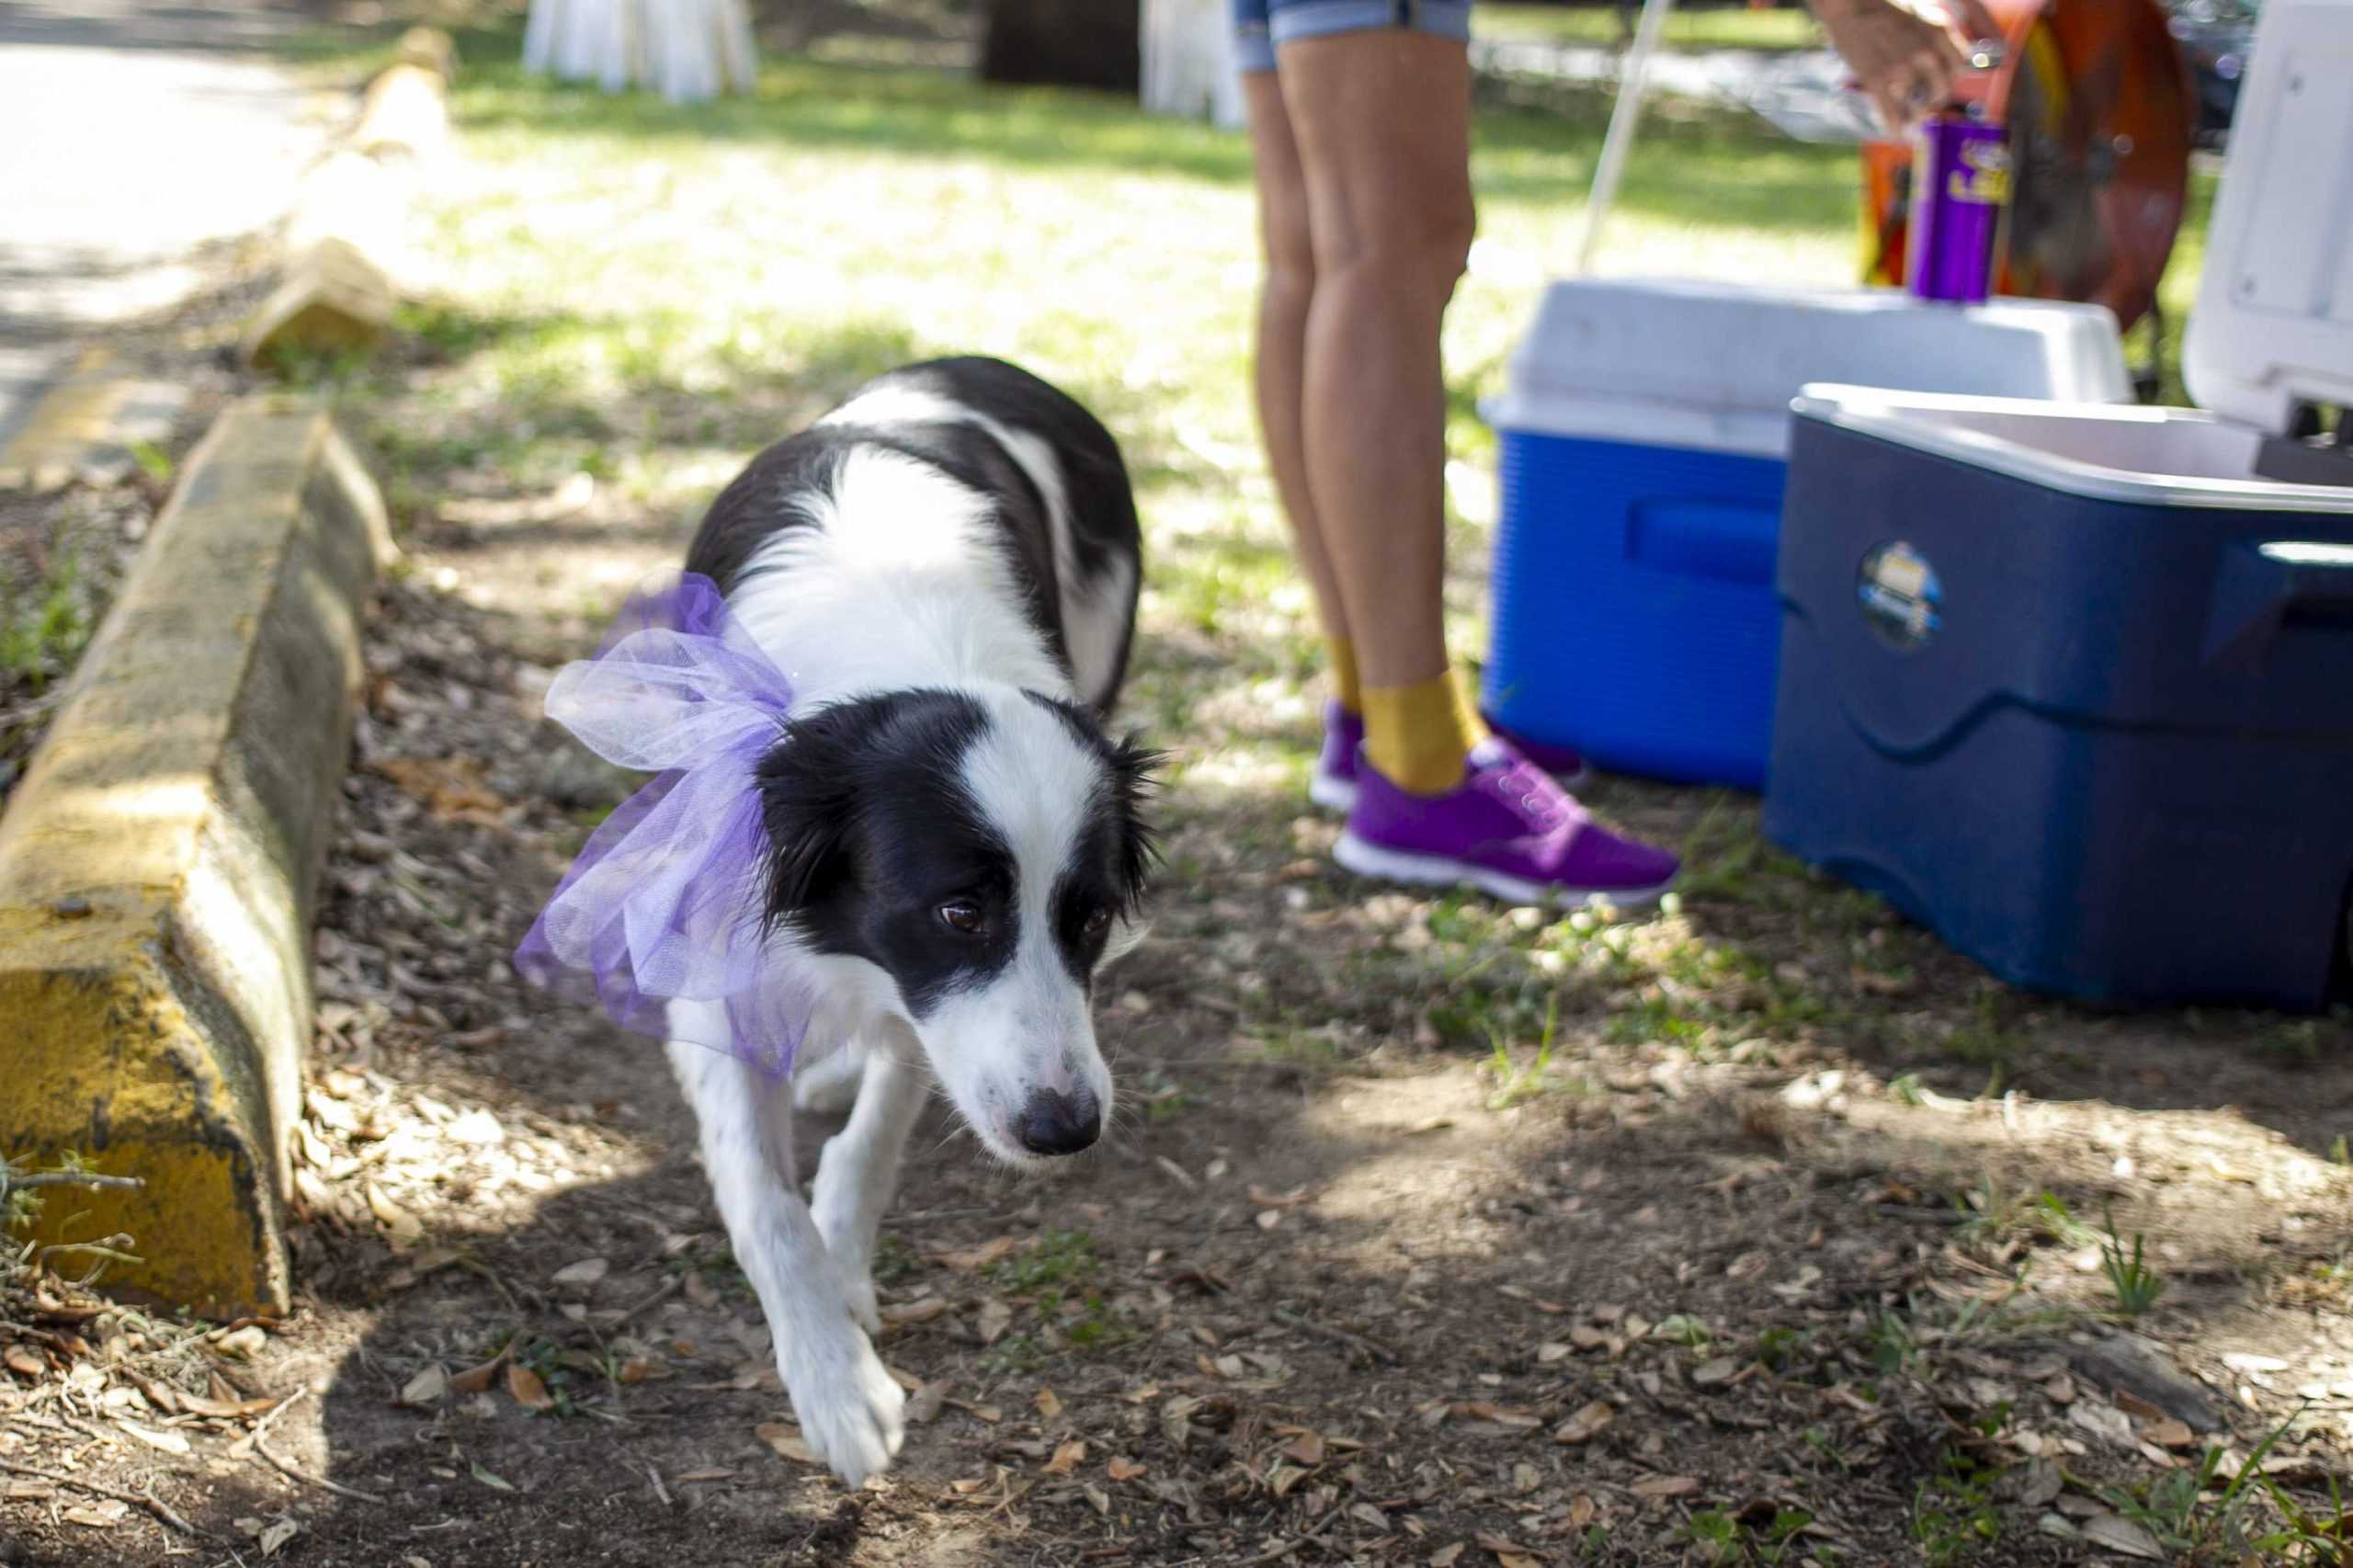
514;574;815;1078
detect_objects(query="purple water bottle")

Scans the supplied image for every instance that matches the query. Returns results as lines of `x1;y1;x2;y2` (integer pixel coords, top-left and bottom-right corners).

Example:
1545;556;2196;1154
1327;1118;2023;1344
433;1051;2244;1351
1906;111;2010;304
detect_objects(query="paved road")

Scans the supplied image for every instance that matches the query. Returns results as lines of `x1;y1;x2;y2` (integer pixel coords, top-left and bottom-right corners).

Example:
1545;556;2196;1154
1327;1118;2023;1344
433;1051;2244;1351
0;0;327;449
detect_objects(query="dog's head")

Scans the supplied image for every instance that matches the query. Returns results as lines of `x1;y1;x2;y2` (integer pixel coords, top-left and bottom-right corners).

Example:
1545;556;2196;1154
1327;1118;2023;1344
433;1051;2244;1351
757;686;1155;1165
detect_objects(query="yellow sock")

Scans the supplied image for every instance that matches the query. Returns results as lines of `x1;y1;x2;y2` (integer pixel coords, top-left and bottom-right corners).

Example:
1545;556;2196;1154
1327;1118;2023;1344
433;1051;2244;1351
1328;636;1363;714
1360;670;1487;795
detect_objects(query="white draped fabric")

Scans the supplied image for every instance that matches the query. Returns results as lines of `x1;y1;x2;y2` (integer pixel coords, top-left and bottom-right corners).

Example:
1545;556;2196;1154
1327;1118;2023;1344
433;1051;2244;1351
523;0;757;104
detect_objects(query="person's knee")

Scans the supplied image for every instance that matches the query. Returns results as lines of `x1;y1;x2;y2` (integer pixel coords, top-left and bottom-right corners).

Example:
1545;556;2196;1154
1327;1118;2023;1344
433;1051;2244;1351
1319;210;1472;309
1262;213;1318;302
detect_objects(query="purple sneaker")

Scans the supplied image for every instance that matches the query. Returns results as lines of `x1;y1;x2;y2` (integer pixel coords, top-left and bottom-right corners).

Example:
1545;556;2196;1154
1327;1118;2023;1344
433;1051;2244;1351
1309;703;1367;812
1335;739;1679;907
1310;705;1589;812
1481;715;1590;791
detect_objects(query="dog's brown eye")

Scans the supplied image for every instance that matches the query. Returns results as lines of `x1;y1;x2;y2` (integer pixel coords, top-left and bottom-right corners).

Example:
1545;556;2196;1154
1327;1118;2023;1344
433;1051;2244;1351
938;901;983;934
1082;908;1112;938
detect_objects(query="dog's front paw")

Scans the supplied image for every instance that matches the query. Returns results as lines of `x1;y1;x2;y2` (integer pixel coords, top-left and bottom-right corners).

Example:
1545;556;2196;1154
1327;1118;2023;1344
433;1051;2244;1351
783;1318;905;1487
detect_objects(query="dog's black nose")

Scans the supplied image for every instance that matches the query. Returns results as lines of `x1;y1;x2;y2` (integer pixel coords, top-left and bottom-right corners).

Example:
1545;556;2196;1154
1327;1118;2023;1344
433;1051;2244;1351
1015;1086;1101;1156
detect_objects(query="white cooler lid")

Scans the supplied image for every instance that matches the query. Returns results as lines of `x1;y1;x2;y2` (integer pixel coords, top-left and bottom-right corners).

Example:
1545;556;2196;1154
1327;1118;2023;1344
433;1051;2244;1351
2183;0;2353;435
1792;383;2353;514
1486;278;2133;459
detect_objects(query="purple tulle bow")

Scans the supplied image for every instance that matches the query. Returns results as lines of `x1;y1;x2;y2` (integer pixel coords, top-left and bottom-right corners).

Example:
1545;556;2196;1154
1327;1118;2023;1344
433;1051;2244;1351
514;574;814;1078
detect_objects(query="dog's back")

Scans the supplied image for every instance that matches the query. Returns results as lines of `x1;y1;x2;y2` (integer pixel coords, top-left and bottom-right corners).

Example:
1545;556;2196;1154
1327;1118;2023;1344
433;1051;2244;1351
688;356;1141;713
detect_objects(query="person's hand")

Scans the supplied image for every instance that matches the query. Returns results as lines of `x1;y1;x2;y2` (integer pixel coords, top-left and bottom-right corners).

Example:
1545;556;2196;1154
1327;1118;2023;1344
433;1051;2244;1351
1809;0;1997;134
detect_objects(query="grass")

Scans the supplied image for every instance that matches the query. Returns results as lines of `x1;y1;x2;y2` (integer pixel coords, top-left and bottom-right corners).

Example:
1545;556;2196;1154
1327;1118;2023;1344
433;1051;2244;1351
0;554;91;692
2099;1208;2169;1317
1480;2;1825;53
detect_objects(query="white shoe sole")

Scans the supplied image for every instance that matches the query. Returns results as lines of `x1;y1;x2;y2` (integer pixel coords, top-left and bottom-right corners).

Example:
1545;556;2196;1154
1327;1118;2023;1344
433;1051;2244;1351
1333;831;1673;910
1307;771;1358;813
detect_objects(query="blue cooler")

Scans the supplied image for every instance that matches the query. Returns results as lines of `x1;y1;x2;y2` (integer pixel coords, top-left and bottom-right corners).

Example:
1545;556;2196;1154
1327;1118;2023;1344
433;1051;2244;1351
1483;279;2131;789
1762;0;2353;1010
1765;393;2353;1007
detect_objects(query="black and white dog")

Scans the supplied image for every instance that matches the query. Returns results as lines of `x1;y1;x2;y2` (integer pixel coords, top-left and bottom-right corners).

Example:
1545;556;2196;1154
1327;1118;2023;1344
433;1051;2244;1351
670;358;1153;1483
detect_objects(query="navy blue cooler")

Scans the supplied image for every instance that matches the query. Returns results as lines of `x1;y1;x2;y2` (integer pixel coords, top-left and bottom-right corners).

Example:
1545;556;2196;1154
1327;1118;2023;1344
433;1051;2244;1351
1765;392;2353;1008
1762;0;2353;1010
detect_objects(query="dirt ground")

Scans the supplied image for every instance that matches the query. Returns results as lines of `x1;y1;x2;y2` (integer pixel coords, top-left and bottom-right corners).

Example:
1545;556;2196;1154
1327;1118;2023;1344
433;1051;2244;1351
4;396;2352;1567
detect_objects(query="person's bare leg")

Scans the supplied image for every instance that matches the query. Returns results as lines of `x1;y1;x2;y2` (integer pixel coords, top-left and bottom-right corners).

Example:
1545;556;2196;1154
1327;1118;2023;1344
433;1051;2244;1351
1279;29;1477;786
1243;69;1357;707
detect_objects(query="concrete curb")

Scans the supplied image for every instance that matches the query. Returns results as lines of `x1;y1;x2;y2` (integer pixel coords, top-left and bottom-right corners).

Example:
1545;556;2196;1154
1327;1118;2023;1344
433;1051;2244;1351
243;28;455;370
0;396;392;1316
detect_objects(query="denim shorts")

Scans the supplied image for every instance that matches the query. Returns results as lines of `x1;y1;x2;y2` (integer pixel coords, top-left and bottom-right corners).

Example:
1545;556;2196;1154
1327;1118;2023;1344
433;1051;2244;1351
1233;0;1473;74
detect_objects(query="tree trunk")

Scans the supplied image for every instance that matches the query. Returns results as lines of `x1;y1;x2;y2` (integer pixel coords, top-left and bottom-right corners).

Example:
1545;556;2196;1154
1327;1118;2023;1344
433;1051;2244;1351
979;0;1141;93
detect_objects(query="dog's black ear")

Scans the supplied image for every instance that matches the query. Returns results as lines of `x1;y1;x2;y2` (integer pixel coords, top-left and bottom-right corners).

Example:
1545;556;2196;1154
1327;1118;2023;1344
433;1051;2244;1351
756;709;862;928
1105;732;1162;912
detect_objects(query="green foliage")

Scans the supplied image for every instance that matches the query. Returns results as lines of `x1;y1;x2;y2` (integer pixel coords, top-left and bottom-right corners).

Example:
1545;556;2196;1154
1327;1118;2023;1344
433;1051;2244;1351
1686;1506;1815;1565
1912;1449;2003;1565
0;553;90;689
2099;1208;2167;1318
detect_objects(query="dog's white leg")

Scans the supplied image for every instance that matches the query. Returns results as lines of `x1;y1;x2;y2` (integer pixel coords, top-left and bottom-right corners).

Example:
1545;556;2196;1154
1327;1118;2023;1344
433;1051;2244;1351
667;1025;904;1486
791;1040;869;1116
809;1029;930;1334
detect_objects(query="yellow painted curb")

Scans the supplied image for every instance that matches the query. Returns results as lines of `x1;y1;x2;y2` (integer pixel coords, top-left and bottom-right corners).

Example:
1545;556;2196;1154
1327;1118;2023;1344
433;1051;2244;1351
0;397;392;1317
240;237;395;370
354;60;449;158
393;26;458;83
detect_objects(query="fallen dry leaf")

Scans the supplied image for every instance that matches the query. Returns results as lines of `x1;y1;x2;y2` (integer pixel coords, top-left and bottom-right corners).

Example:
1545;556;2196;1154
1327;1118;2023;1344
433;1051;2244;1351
881;1297;949;1326
1631;1474;1700;1500
1494;1284;1569;1314
2081;1513;2165;1560
936;1237;1018;1270
974;1299;1014;1346
1108;1456;1146;1482
118;1420;190;1455
1043;1438;1086;1476
551;1257;609;1288
1567;1494;1597;1528
506;1362;554;1412
398;1364;448;1407
471;1461;516;1493
62;1499;130;1528
1034;1387;1063;1420
5;1345;47;1379
1691;1356;1740;1386
1427;1546;1465;1567
1281;1430;1327;1467
1553;1400;1615;1444
2142;1416;2196;1449
617;1357;668;1384
1459;1400;1541;1430
450;1352;508;1396
365;1183;423;1248
756;1422;819;1465
1247;1184;1312;1209
672;1468;737;1483
906;1381;949;1425
258;1518;301;1558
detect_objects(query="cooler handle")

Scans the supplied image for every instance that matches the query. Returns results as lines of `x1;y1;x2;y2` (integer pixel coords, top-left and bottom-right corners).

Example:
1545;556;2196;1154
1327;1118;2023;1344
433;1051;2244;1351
2201;540;2353;669
1625;497;1779;587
